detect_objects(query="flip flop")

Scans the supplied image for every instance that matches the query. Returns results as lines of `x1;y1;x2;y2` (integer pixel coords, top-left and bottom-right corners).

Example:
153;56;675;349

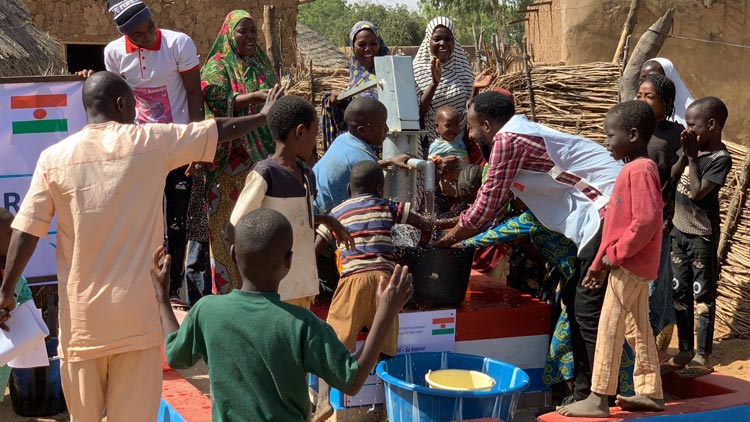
678;364;714;379
660;359;686;375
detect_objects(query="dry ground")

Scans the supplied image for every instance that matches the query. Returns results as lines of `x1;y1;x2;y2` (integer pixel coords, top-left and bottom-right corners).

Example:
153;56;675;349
2;331;748;421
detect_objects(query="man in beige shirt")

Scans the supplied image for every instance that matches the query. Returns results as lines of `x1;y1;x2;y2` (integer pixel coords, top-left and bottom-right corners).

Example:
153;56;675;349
0;71;281;422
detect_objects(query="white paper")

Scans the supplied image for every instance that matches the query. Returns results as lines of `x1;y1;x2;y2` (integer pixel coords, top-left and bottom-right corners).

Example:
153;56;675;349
0;301;50;368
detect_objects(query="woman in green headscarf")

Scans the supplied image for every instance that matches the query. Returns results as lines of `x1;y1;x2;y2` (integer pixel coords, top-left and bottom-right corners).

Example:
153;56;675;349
200;10;278;293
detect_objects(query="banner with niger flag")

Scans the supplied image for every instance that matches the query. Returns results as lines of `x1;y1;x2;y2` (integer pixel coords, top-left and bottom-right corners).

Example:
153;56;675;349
0;79;86;278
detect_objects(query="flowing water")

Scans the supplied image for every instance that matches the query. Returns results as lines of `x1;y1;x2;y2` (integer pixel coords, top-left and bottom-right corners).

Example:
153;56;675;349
423;190;435;222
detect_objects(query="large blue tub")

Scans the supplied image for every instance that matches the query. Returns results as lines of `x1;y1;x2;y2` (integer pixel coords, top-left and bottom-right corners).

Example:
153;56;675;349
376;352;529;421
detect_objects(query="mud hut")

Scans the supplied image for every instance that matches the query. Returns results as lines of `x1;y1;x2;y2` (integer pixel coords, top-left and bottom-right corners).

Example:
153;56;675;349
20;0;300;72
523;0;750;146
0;0;67;77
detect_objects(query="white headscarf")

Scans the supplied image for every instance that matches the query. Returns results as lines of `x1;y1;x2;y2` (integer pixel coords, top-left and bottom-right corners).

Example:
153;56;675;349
651;58;694;127
413;17;475;141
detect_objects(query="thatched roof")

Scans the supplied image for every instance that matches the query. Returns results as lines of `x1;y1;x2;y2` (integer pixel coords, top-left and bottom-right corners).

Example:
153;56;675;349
296;23;348;69
0;0;67;77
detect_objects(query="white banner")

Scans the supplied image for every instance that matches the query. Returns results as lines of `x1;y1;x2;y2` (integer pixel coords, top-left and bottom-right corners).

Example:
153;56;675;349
0;80;87;278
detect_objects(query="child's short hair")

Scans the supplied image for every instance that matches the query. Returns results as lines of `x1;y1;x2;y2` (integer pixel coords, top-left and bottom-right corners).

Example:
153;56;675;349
642;73;676;120
688;96;729;127
608;100;657;142
234;208;293;271
344;97;387;128
350;160;384;194
267;95;317;141
436;105;459;120
471;91;515;123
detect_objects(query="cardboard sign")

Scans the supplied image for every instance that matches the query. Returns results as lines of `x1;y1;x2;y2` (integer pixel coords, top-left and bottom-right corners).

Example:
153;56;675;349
335;309;457;408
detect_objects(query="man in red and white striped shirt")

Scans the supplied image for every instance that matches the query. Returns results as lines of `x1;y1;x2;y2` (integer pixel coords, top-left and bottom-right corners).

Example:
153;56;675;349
436;90;622;403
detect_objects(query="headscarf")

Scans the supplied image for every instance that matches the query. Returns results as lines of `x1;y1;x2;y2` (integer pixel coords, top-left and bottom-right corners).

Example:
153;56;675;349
347;21;389;94
200;10;278;187
651;58;693;127
320;21;389;151
413;17;475;142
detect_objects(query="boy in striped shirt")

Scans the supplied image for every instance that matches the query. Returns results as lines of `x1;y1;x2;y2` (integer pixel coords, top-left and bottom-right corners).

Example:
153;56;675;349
312;160;432;420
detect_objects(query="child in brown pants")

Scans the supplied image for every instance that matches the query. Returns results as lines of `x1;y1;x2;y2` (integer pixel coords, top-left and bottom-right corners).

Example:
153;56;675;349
559;100;665;417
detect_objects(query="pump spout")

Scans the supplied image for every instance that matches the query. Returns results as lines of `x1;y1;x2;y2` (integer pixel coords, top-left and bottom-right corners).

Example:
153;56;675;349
406;158;435;193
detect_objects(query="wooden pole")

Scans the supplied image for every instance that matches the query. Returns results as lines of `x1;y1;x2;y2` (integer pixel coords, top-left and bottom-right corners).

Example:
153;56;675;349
613;0;640;63
718;148;750;261
521;36;536;121
619;8;675;102
491;34;503;75
263;5;281;74
308;59;314;102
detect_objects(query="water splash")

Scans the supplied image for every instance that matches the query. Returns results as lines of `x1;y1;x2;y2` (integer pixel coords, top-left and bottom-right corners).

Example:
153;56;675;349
392;224;421;248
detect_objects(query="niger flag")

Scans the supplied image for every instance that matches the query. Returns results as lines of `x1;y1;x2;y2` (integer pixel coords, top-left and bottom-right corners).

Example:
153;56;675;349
432;317;455;335
11;94;68;134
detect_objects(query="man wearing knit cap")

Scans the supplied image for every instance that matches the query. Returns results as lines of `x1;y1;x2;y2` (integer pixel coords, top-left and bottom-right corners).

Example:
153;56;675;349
104;0;209;311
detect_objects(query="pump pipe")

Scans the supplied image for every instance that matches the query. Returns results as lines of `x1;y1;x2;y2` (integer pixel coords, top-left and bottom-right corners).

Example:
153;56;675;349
406;158;435;193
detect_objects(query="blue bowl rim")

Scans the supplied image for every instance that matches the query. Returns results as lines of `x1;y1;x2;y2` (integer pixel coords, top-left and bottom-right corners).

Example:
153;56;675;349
375;352;530;398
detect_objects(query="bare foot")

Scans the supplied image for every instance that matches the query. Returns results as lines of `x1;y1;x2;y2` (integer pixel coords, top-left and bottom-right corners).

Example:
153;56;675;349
616;394;665;412
557;392;610;418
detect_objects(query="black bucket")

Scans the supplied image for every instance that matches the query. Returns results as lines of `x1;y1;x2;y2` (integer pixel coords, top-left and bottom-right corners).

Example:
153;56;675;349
9;337;67;417
394;246;476;308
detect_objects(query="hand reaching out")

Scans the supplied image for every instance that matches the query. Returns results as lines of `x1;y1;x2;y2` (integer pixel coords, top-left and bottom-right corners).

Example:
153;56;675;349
376;264;413;312
473;69;495;89
260;84;284;117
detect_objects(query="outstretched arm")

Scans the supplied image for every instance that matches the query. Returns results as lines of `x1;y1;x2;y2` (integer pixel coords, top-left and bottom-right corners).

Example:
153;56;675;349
214;84;283;143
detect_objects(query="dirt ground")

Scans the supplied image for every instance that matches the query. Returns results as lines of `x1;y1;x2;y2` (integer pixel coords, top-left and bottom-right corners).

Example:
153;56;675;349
1;330;748;421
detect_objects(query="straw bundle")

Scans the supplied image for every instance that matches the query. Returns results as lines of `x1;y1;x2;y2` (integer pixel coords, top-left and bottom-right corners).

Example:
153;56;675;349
716;142;750;338
287;67;349;106
487;62;621;143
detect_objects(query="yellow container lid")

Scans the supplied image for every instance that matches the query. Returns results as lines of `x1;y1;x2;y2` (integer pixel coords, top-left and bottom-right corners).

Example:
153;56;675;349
425;369;496;392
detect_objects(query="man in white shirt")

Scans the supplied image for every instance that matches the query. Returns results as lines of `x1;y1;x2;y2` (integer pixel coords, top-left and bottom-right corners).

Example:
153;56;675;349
104;0;208;306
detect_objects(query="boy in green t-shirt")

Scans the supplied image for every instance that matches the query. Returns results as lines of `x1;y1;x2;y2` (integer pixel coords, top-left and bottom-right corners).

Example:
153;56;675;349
0;208;34;401
153;208;412;421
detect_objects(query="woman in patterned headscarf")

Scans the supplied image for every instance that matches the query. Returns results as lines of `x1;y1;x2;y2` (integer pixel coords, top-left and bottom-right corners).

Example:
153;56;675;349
200;10;278;293
320;21;389;151
413;17;476;144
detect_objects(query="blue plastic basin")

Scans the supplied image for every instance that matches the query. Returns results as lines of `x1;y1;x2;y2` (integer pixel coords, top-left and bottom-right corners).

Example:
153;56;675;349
376;352;529;421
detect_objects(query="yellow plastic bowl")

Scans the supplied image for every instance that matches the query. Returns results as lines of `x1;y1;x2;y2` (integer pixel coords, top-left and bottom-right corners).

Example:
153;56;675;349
425;369;497;392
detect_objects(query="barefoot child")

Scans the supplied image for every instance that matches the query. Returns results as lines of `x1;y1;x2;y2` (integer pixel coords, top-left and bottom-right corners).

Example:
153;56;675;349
558;100;664;417
662;97;732;379
157;208;413;421
229;96;354;309
429;105;470;164
312;160;434;420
